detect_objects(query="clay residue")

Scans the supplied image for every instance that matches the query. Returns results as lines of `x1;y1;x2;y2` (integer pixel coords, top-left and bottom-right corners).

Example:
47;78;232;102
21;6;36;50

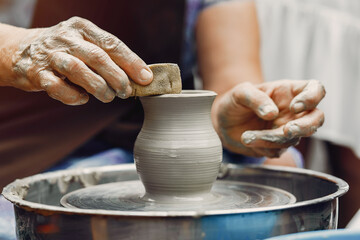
79;169;102;188
47;169;102;194
9;180;29;199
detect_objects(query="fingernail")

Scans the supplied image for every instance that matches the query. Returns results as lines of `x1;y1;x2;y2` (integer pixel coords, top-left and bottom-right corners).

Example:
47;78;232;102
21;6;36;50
310;126;318;134
105;88;116;102
116;84;132;99
79;93;89;104
140;68;152;82
287;124;301;137
117;93;126;99
126;85;132;97
292;102;305;113
242;131;256;144
259;104;276;116
117;89;127;99
117;85;132;99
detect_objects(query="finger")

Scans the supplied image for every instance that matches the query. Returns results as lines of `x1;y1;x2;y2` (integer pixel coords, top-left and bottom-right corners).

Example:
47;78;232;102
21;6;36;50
231;82;279;120
49;51;116;103
68;39;132;99
69;17;153;85
37;70;89;105
290;79;326;113
241;126;301;148
284;108;325;138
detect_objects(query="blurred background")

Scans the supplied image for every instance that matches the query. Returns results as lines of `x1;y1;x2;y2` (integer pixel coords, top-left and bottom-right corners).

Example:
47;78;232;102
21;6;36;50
0;0;35;27
256;0;360;228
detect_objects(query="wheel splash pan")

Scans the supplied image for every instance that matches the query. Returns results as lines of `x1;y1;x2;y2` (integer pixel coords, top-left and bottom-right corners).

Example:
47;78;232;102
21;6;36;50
2;164;348;240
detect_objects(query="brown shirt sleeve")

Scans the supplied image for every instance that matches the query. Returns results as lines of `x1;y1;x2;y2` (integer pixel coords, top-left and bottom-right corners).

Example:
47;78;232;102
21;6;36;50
0;88;140;188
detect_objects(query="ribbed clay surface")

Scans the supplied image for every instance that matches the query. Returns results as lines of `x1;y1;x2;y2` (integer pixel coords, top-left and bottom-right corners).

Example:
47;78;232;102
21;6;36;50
134;90;222;199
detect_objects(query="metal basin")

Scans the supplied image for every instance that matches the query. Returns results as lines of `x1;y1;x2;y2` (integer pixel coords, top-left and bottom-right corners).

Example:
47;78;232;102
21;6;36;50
2;164;348;240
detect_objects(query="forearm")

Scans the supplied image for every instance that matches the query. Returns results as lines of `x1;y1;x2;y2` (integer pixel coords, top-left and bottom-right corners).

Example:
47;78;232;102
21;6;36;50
196;0;263;96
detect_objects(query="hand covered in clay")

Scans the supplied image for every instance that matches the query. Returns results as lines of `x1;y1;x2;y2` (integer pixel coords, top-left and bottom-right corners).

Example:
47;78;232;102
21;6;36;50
213;79;325;157
1;17;153;105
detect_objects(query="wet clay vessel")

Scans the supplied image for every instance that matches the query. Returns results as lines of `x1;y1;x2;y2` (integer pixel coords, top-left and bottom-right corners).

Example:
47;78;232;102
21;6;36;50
134;90;222;201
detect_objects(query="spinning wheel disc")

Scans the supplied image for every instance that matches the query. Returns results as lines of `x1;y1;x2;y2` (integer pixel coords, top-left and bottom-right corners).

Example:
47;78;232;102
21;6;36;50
61;180;296;212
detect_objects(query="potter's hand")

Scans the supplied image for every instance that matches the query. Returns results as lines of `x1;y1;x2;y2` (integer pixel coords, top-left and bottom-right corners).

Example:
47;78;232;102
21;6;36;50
213;80;325;157
3;17;153;105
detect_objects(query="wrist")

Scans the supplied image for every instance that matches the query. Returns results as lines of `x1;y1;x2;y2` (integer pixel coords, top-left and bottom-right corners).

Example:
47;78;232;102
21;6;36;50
0;24;33;87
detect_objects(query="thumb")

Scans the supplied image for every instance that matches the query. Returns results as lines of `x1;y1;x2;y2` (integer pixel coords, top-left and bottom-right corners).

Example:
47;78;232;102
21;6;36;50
231;82;279;120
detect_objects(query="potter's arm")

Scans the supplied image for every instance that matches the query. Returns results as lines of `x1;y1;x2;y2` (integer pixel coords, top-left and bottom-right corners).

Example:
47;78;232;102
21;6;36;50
0;18;153;105
196;1;325;158
196;1;263;95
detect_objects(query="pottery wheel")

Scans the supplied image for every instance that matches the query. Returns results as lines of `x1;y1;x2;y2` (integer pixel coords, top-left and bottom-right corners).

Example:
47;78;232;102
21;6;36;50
60;180;296;211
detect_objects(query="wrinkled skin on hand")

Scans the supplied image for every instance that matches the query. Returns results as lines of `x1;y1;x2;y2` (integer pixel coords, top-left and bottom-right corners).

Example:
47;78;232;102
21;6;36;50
10;17;153;105
213;79;326;158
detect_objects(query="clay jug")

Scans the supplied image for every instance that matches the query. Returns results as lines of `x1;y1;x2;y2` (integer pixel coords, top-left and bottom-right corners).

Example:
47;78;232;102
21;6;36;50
134;90;222;200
